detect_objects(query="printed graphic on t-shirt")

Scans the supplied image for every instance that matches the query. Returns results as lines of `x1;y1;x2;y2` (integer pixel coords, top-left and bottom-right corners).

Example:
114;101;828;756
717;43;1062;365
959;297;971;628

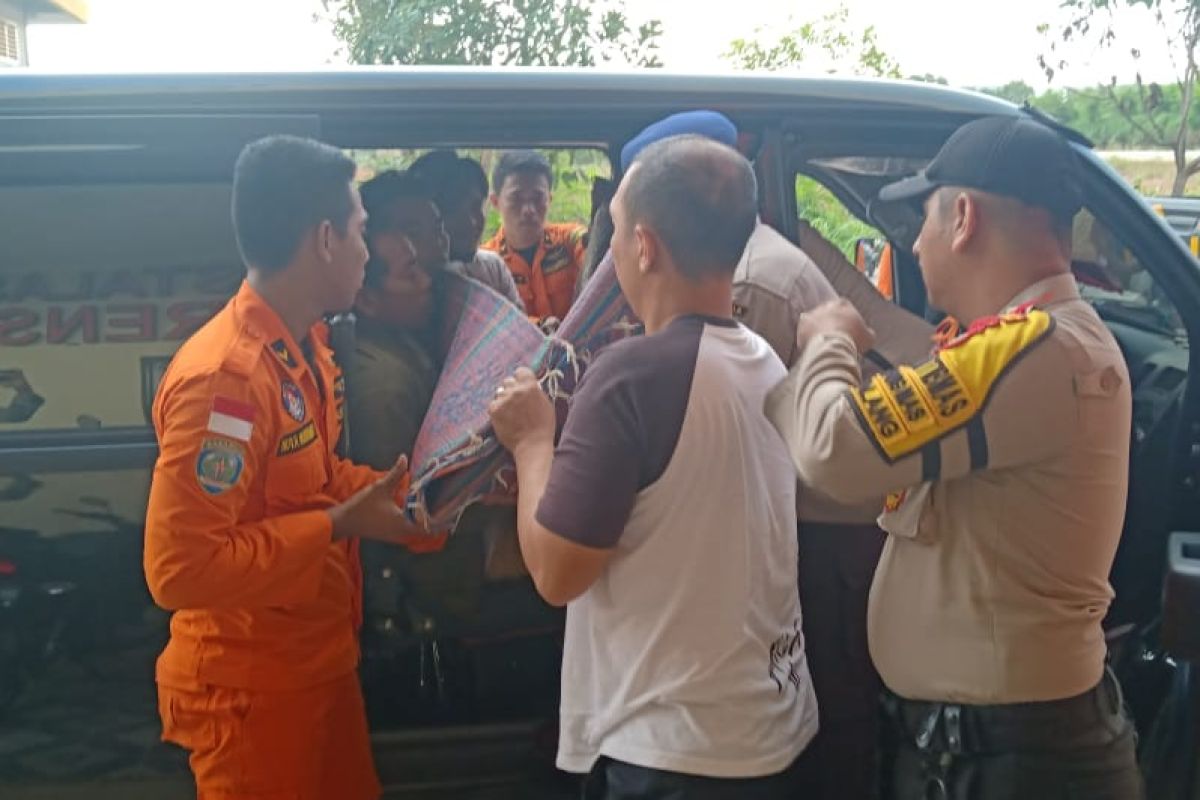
768;620;805;694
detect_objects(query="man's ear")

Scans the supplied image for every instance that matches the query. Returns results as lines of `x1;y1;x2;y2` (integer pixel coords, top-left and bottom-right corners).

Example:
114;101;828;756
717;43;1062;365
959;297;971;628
316;220;336;264
634;224;658;275
950;192;980;254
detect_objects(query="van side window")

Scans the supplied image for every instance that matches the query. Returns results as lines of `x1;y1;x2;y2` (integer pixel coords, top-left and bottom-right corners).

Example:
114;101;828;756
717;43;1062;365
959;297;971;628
350;147;611;239
1072;209;1185;339
795;174;891;297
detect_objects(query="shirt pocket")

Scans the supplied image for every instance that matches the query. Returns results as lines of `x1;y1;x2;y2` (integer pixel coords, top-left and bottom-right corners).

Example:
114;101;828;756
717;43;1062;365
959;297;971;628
543;262;578;317
264;440;328;514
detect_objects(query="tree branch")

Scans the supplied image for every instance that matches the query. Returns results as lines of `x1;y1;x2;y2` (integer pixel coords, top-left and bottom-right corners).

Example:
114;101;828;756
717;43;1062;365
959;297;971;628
1099;83;1167;145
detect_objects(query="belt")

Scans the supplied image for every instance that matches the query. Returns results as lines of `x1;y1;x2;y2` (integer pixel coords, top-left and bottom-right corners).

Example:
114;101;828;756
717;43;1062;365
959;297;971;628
882;667;1132;757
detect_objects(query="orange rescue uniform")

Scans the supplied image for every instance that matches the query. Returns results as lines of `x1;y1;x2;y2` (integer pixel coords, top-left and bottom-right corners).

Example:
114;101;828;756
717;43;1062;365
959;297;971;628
144;281;383;799
483;222;586;321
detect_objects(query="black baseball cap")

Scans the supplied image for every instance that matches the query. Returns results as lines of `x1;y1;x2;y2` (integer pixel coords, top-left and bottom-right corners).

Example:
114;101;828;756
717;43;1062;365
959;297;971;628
877;116;1084;221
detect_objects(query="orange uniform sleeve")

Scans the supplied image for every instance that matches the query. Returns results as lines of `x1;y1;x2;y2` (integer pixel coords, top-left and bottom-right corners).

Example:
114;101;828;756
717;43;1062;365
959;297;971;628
144;371;332;611
328;455;381;502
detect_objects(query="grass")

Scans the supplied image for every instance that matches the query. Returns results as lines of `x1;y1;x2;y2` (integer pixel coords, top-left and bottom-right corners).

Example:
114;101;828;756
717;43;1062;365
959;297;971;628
1104;158;1198;198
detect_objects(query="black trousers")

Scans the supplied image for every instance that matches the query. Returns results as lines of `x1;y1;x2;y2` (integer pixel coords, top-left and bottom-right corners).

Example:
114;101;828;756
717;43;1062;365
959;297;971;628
794;521;886;800
883;669;1145;800
581;751;810;800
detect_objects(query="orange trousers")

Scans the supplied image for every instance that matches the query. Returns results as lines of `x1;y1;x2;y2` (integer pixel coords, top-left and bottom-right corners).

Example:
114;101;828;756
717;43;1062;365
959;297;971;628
158;670;381;800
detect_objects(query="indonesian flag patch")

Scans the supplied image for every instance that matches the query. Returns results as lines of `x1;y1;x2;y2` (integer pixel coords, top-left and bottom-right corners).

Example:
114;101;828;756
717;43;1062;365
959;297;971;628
207;396;256;442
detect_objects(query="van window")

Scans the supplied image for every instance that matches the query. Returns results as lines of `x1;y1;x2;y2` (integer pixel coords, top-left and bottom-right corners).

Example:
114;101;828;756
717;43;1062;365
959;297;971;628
1072;209;1185;339
350;147;612;238
795;174;894;295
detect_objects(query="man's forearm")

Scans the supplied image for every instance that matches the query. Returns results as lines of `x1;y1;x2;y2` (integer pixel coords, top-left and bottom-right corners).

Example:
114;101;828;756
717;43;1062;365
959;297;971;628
511;437;556;584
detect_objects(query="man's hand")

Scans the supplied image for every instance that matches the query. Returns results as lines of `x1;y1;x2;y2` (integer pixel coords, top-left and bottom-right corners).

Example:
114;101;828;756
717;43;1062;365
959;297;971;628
488;368;555;455
328;454;427;543
797;298;876;354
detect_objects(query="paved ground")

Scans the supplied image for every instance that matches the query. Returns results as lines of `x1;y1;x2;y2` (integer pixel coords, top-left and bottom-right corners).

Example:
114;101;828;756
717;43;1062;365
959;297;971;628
0;628;191;796
0;622;574;798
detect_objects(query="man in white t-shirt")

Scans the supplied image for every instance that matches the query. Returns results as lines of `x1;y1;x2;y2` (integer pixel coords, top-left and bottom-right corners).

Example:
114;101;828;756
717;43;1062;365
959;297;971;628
488;135;817;798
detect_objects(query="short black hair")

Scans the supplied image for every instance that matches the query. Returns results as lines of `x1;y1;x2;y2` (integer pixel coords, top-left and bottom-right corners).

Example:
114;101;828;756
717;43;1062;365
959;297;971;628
492;150;553;194
231;135;357;273
622;135;758;278
359;169;433;233
359;169;434;289
409;150;489;212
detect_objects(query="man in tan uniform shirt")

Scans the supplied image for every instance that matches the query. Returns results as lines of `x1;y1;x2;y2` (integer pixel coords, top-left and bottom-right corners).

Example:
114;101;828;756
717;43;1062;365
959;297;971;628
767;117;1143;799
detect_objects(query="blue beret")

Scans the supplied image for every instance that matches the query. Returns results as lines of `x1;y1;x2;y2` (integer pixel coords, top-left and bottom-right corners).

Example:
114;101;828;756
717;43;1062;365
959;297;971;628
620;110;738;171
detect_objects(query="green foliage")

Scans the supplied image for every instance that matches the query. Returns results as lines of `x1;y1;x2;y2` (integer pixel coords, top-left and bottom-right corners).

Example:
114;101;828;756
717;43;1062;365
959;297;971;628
724;5;901;78
986;80;1038;106
981;81;1200;150
322;0;662;67
349;148;610;239
795;175;881;258
908;74;950;85
1035;0;1200;194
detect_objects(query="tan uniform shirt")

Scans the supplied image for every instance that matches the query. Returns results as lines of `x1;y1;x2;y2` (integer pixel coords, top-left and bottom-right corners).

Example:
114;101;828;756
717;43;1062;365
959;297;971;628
766;272;1131;704
733;221;837;366
733;221;881;523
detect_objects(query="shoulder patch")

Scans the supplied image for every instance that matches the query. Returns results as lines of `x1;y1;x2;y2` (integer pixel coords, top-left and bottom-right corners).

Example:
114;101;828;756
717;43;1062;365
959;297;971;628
281;381;306;422
207;395;256;441
269;339;298;370
196;438;245;495
850;309;1054;463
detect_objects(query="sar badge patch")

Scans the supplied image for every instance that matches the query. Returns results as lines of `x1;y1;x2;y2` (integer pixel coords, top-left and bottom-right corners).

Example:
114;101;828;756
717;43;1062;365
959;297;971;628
195;438;245;495
281;381;306;422
849;308;1054;463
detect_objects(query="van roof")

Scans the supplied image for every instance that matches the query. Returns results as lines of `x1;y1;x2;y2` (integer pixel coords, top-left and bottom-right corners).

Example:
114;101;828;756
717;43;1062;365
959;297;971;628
0;67;1018;118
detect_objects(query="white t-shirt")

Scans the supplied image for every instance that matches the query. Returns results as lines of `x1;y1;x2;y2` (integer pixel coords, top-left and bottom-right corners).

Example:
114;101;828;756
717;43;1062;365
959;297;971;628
537;315;818;778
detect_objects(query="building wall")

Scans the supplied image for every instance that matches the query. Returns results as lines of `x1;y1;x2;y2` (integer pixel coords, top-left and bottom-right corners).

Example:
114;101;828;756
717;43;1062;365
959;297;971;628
0;1;30;67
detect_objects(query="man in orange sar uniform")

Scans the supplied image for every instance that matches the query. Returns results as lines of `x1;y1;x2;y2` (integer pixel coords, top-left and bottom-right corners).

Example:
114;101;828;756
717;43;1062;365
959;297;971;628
144;135;432;800
482;149;587;323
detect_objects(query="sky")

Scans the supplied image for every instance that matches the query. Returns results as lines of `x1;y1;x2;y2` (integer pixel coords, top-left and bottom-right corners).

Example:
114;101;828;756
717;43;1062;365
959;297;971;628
21;0;1184;91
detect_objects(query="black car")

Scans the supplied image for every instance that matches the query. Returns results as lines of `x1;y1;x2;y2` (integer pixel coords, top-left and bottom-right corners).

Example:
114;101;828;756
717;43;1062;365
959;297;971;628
0;70;1198;798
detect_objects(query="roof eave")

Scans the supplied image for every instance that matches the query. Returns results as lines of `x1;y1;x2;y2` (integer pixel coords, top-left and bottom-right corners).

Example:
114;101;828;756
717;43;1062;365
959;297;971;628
24;0;89;24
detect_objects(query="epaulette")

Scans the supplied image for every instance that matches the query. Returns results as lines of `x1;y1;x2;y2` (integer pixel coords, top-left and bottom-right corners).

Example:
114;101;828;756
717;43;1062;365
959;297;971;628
936;301;1040;352
218;325;266;379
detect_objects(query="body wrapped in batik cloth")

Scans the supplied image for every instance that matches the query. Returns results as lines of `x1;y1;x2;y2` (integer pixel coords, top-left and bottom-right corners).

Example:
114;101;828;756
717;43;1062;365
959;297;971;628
406;252;641;533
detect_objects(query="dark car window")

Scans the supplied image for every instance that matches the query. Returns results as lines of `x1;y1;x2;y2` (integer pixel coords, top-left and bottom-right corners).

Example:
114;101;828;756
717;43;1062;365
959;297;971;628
1072;208;1185;340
